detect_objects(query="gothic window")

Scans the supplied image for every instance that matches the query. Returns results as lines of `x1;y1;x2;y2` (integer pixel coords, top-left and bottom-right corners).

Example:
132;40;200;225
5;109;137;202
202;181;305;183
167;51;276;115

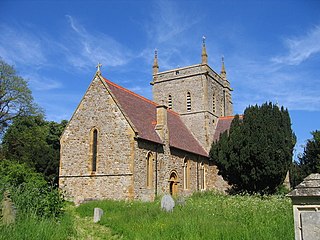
91;128;98;172
200;162;205;190
168;95;172;109
146;152;153;188
186;92;191;112
183;159;190;190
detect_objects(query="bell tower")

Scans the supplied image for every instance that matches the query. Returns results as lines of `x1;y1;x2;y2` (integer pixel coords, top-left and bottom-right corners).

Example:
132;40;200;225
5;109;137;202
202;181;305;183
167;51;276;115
151;39;233;152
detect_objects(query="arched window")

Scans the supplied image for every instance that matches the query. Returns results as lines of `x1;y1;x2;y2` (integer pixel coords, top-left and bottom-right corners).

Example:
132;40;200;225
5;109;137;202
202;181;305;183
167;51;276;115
183;159;190;190
168;95;172;109
200;162;205;190
186;92;191;112
146;152;153;188
91;129;98;172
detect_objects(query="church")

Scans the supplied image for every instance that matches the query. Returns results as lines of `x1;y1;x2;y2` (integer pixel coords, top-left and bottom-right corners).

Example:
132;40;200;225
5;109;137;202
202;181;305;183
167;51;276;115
59;40;234;203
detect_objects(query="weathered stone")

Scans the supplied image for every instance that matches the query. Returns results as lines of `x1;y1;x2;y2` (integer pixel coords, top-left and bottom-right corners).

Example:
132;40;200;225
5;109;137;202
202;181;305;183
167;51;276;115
176;196;186;206
161;194;175;212
1;191;16;225
93;207;104;223
301;212;320;240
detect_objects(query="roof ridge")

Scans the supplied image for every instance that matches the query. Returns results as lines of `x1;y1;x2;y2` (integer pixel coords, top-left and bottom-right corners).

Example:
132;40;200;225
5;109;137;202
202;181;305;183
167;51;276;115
103;77;158;106
103;76;180;116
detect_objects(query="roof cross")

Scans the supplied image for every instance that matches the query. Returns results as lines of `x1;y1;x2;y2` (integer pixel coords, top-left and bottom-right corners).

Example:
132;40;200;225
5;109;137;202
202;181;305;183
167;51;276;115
96;62;102;73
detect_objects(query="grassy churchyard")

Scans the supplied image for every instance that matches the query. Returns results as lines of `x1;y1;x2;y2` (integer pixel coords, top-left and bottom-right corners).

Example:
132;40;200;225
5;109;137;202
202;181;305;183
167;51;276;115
76;191;294;240
0;191;294;239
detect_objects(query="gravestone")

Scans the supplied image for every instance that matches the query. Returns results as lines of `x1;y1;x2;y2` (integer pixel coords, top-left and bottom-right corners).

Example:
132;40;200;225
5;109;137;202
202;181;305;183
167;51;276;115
1;191;16;225
287;173;320;240
93;207;104;223
161;194;175;212
176;196;186;206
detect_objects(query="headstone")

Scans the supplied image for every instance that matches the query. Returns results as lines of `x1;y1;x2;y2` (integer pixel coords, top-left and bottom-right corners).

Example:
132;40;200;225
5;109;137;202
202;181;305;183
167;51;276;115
176;196;186;206
93;207;104;223
1;191;16;225
161;194;175;212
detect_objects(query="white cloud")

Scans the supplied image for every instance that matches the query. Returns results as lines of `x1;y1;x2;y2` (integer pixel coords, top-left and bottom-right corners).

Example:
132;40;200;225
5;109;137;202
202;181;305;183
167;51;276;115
24;72;62;91
64;15;133;70
272;25;320;65
0;24;47;66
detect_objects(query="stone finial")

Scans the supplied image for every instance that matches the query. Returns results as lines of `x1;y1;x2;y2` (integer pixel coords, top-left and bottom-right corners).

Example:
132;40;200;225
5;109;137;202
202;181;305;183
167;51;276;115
201;36;208;64
220;56;226;80
96;62;102;75
153;49;159;75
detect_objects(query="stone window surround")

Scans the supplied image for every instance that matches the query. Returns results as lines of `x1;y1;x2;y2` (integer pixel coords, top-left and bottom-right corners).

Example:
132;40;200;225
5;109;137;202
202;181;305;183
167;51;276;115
146;151;154;188
183;158;190;190
89;127;99;174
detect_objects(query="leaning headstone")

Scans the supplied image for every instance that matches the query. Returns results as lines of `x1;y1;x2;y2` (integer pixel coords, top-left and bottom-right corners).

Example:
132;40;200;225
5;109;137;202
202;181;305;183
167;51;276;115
161;194;175;212
176;196;186;207
1;191;16;225
93;207;104;223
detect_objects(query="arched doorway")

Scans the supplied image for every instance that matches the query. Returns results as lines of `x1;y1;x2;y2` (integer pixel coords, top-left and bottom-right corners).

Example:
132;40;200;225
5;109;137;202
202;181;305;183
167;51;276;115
169;171;178;196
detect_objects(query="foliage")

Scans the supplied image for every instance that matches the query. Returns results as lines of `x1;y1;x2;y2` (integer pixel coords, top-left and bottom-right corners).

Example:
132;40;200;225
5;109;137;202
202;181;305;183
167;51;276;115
0;211;74;240
0;58;41;134
299;130;320;174
0;160;64;219
290;130;320;187
1;115;67;183
76;192;293;240
210;102;296;194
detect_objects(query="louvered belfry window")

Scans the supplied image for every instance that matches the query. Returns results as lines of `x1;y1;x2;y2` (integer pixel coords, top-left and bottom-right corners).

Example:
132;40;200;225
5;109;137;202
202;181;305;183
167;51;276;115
186;92;191;112
168;95;172;109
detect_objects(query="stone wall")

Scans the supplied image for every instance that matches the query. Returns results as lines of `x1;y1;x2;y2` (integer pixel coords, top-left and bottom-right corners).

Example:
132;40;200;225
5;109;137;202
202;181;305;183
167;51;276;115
152;63;232;152
59;76;135;202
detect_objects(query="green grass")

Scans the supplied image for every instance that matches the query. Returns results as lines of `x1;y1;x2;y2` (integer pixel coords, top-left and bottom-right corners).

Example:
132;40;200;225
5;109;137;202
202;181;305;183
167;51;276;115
0;212;75;240
76;192;294;240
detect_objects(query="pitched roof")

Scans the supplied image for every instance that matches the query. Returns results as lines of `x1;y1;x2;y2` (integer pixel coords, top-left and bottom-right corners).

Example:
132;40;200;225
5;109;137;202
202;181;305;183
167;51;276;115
102;77;208;157
213;115;243;142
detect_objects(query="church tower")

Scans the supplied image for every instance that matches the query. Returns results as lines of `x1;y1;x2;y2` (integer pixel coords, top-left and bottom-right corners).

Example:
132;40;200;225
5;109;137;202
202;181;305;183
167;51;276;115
151;38;233;152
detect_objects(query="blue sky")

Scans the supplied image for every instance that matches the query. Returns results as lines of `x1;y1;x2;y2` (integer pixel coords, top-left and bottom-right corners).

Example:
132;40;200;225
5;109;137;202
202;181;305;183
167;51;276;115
0;0;319;159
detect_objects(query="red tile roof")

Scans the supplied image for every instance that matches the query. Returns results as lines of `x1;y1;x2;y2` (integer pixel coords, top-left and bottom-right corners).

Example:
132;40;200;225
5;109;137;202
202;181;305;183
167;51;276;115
213;115;243;142
103;77;208;157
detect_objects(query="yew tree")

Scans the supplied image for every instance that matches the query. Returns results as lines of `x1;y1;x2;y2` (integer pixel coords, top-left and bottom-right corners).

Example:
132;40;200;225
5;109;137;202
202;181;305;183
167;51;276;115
210;102;296;194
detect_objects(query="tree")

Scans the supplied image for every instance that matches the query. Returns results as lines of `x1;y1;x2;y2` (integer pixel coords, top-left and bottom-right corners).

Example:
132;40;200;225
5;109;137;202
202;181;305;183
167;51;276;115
210;102;296;194
292;130;320;183
1;115;67;184
0;58;39;133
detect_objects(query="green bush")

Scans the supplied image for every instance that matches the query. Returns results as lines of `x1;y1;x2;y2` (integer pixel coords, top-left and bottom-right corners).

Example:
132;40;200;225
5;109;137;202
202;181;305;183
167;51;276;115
0;159;64;219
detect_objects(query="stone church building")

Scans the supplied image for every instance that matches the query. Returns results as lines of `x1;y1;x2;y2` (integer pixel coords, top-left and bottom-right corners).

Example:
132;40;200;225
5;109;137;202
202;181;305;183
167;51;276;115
59;41;234;203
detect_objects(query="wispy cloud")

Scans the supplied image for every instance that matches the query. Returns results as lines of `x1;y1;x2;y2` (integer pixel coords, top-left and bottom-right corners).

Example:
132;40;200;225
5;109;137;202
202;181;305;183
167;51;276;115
0;24;47;66
64;15;132;70
140;0;202;70
24;72;62;91
272;25;320;65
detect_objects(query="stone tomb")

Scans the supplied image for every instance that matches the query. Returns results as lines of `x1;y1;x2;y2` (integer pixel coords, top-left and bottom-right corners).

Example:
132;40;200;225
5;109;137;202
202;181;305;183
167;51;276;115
287;173;320;240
